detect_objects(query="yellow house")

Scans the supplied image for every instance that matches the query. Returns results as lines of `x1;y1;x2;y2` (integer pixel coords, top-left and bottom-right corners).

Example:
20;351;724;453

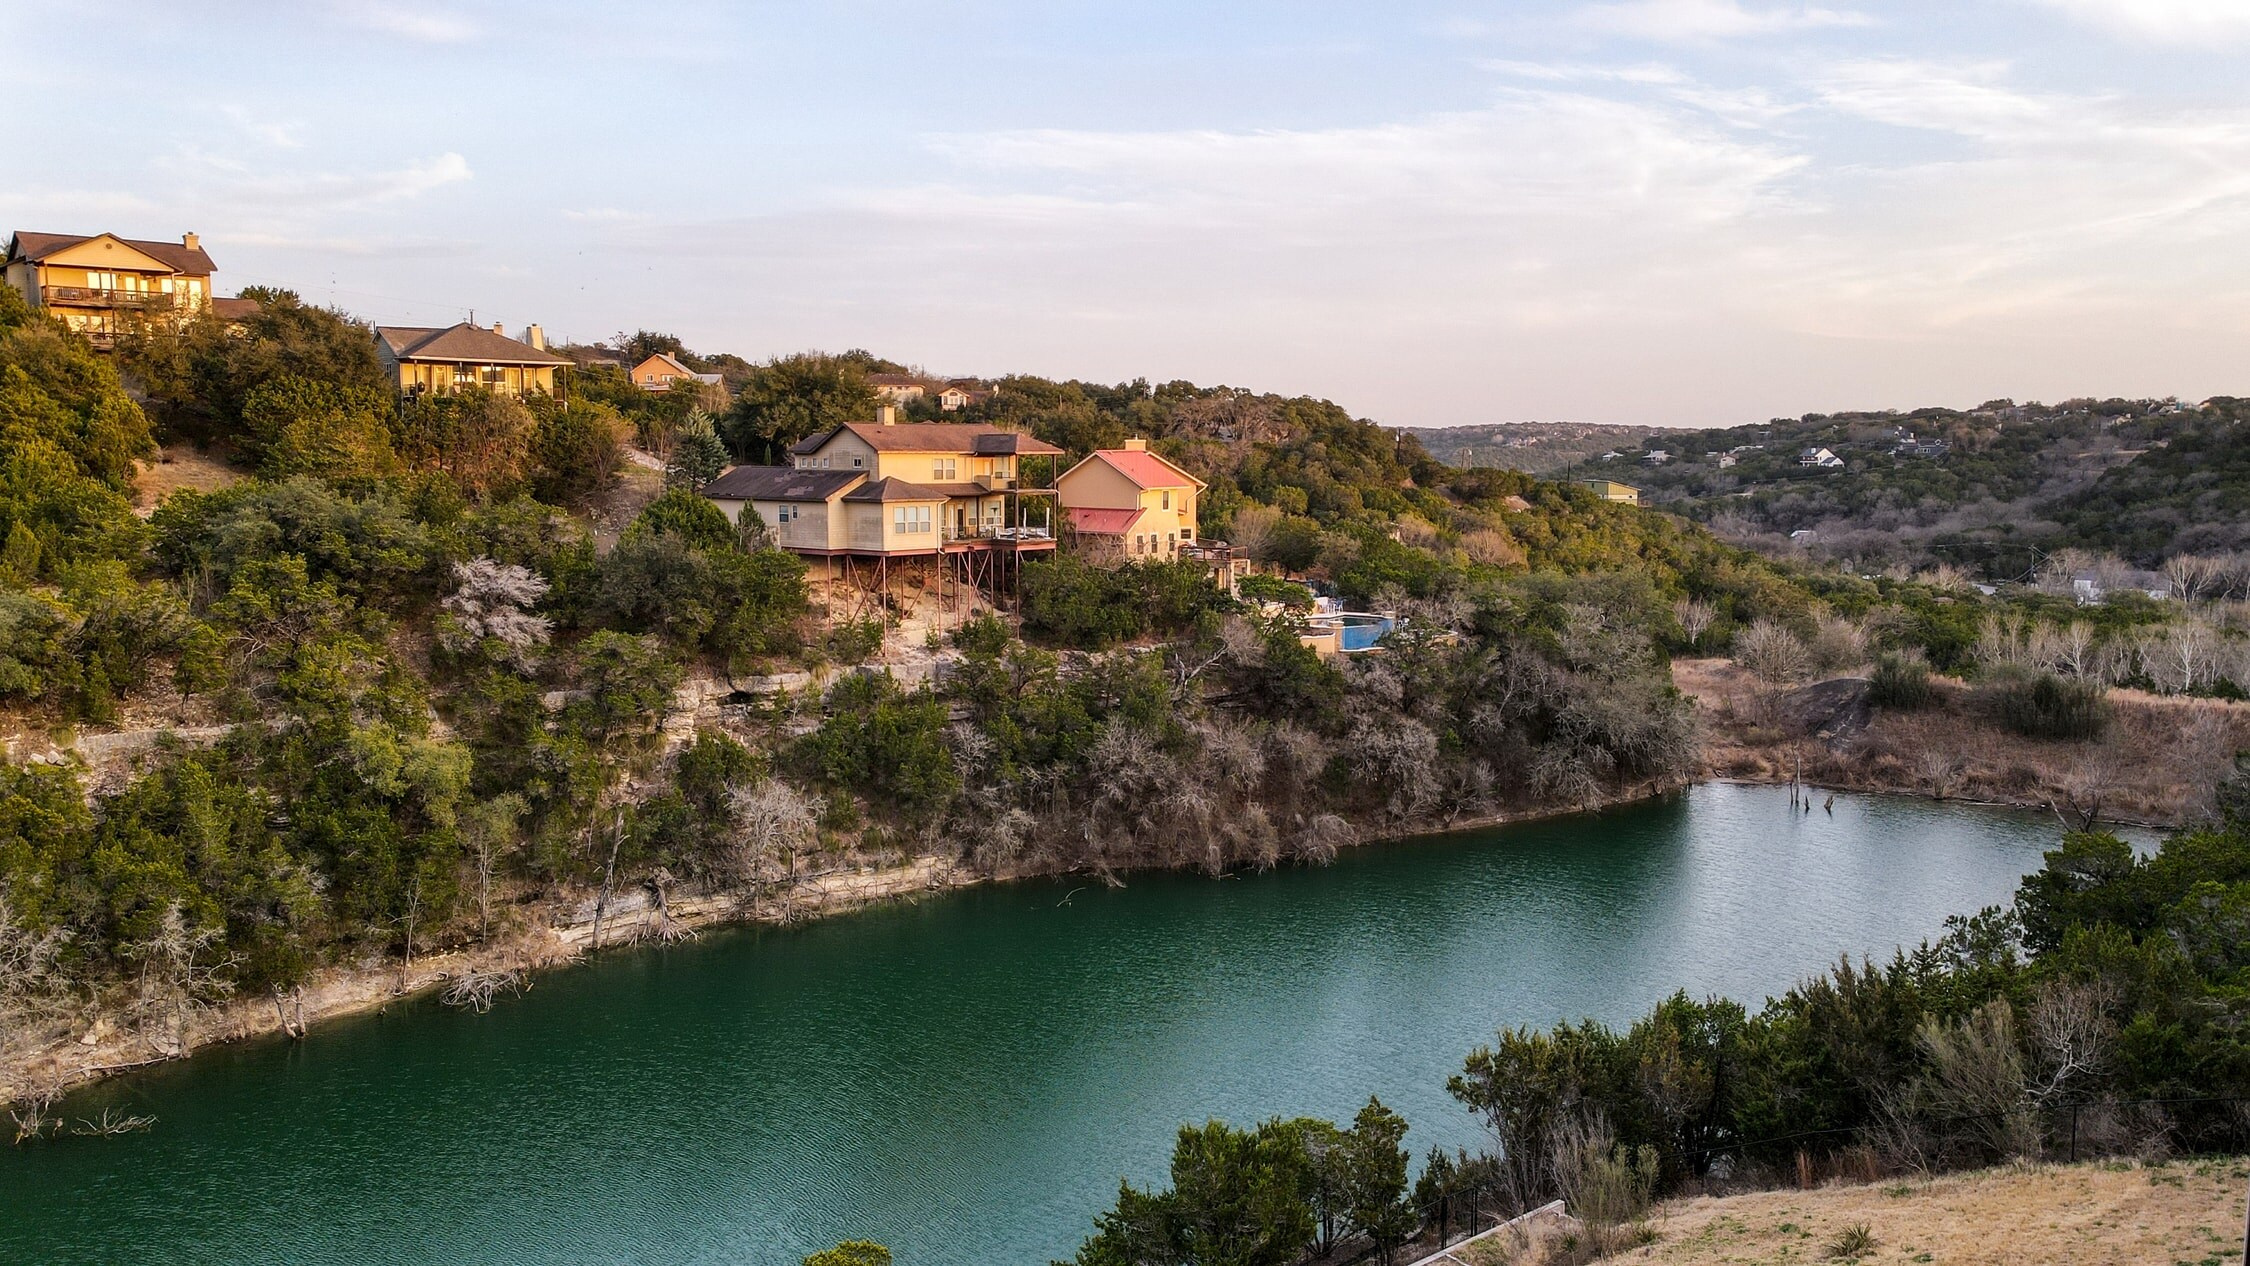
1055;439;1206;560
701;404;1063;571
630;351;721;393
4;230;217;348
375;322;570;398
1579;478;1642;506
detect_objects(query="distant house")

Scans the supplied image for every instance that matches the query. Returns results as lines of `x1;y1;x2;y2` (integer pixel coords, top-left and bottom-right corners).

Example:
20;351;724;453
1598;450;1623;462
631;352;721;393
1641;449;1670;465
1891;432;1950;458
375;322;569;398
938;381;993;411
1790;529;1818;546
4;229;226;349
866;373;926;403
1580;479;1641;506
701;403;1063;567
1798;447;1845;469
1055;439;1206;561
1715;452;1738;469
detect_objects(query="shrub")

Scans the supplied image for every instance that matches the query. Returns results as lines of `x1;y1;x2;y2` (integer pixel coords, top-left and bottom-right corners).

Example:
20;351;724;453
1825;1222;1878;1260
1993;671;2110;740
1237;573;1313;609
1868;651;1934;710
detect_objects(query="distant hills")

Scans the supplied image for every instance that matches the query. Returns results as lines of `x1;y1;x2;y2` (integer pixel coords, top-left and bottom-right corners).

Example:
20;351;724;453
1405;398;2250;573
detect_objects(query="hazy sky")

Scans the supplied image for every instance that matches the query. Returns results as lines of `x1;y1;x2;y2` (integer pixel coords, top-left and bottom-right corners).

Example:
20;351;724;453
7;1;2249;427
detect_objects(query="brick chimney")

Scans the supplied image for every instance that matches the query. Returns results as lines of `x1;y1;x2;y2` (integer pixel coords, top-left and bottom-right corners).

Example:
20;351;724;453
491;321;506;337
182;231;199;252
876;402;898;426
1123;437;1148;451
524;324;546;350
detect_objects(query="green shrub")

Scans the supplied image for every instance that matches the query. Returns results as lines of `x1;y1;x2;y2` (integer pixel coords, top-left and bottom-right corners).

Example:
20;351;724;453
1992;671;2110;740
1237;573;1313;609
1868;651;1934;710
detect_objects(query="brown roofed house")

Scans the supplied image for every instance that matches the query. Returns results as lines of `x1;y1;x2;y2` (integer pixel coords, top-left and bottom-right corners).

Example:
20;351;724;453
4;230;226;349
375;321;570;398
699;402;1064;565
865;373;927;403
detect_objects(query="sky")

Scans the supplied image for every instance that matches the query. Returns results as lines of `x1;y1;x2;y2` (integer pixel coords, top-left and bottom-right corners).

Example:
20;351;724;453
6;0;2250;428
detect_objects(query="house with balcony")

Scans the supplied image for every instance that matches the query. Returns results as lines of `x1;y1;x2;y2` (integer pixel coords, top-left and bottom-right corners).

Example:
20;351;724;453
375;322;570;399
4;230;221;348
1054;440;1206;561
938;379;993;411
700;403;1063;590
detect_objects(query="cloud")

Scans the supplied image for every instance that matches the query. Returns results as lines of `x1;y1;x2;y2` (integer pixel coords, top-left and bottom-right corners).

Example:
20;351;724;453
327;1;478;43
220;105;306;149
1575;0;1874;42
164;151;474;209
2025;0;2250;44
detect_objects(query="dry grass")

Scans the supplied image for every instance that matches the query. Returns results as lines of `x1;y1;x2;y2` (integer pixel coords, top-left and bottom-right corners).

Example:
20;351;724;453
131;444;247;514
1676;658;2250;827
1607;1158;2249;1266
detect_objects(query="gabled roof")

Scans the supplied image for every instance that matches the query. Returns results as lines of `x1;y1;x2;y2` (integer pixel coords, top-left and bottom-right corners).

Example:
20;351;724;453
1065;506;1146;535
842;477;953;503
700;466;862;502
210;296;262;322
865;373;923;387
375;323;570;367
634;352;693;377
1062;446;1206;491
790;421;1064;457
7;230;215;275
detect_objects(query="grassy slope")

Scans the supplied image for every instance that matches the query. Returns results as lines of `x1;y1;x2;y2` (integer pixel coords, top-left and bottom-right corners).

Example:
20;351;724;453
1613;1159;2248;1266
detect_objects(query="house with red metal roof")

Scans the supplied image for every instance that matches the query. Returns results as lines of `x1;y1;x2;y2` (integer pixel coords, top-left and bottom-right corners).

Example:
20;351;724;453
1054;439;1207;561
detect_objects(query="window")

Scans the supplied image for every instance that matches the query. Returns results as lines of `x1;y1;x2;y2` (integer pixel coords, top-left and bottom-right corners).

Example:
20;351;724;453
1181;526;1193;540
933;458;957;480
853;456;864;468
776;505;795;523
1161;491;1171;510
454;364;474;385
893;505;931;534
483;366;506;385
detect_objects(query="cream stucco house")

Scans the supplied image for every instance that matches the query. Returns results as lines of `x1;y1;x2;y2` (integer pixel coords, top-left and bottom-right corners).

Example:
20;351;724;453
1054;440;1206;560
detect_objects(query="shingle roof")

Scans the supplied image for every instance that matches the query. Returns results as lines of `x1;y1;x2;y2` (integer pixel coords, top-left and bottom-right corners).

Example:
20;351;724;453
376;322;570;366
7;230;215;275
1065;506;1146;535
1069;447;1206;491
700;467;862;502
790;421;1064;457
841;477;954;503
210;297;262;321
865;373;922;387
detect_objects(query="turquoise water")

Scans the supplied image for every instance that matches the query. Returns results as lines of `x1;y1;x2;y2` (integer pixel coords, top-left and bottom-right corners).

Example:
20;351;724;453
0;784;2067;1264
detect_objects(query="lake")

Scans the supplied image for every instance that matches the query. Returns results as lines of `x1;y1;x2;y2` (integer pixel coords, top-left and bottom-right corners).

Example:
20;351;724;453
0;783;2074;1264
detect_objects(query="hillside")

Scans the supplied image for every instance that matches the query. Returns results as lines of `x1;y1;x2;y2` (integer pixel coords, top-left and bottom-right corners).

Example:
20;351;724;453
1417;398;2250;579
1406;421;1675;475
1583;1159;2249;1266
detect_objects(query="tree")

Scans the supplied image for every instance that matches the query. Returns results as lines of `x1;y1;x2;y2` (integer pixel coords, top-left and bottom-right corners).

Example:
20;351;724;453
1342;1098;1416;1263
393;389;538;499
116;288;385;444
723;354;879;463
529;399;629;508
666;408;731;489
1070;1118;1317;1266
1673;596;1716;649
241;374;398;478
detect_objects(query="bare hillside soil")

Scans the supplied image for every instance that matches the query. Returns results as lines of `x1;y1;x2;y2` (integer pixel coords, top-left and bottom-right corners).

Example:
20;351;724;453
1677;658;2250;828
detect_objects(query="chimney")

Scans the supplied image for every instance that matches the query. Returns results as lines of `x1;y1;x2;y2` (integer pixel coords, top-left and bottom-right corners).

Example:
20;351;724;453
182;231;199;252
876;402;898;426
491;322;507;338
524;324;546;350
1122;437;1148;451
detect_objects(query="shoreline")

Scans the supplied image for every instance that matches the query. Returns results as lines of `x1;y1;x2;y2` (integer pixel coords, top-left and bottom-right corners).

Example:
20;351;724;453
2;780;1681;1111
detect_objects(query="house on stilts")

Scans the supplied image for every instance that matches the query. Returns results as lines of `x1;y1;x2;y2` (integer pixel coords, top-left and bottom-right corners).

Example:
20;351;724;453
700;403;1064;610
